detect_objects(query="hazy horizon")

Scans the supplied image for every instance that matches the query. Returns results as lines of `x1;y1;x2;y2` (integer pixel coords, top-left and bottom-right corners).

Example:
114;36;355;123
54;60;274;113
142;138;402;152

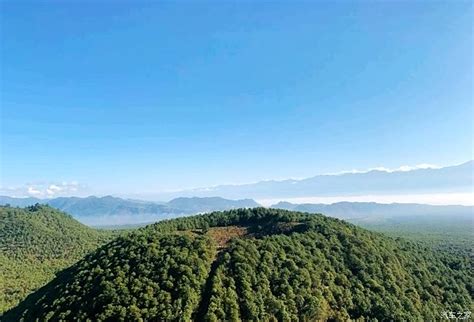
1;160;472;206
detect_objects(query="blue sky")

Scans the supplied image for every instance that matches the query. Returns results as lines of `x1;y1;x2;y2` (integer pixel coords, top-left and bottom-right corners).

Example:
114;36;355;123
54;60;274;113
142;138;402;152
1;1;472;197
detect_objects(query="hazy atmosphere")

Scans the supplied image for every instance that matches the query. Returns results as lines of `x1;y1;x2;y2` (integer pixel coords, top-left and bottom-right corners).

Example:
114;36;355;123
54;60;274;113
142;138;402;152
0;1;472;320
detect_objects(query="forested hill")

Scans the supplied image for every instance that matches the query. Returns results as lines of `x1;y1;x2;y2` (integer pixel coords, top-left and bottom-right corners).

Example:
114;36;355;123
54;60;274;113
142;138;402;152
0;205;118;312
4;208;471;321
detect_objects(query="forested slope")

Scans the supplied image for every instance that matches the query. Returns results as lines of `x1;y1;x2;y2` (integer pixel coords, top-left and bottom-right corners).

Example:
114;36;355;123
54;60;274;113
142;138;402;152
0;205;117;312
3;208;472;321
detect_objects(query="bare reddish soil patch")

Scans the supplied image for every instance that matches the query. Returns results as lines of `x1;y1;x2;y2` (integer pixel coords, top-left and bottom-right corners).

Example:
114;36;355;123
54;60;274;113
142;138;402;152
206;226;248;248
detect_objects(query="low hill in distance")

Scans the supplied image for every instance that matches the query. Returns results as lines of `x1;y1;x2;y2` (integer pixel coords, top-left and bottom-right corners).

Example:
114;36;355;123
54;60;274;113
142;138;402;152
271;201;473;221
167;196;260;213
272;201;473;253
0;205;119;312
4;208;471;321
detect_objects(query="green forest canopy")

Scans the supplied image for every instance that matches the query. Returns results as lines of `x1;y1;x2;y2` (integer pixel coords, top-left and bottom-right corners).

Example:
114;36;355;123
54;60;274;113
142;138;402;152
3;207;471;321
0;205;118;312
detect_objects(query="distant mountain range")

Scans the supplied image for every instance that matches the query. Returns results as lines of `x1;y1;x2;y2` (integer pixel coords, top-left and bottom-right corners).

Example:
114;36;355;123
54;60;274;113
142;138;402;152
161;160;473;199
0;196;261;226
1;161;472;226
1;194;472;227
271;201;473;223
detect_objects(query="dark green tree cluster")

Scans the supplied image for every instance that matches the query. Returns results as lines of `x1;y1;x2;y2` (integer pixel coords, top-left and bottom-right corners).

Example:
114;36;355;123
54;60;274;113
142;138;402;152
205;227;472;320
0;205;117;312
3;208;472;321
4;232;216;321
147;207;308;234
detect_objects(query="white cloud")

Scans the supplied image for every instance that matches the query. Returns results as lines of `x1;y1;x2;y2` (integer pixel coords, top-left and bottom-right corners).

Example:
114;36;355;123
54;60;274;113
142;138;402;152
27;186;42;196
387;163;441;172
1;181;87;198
46;184;64;196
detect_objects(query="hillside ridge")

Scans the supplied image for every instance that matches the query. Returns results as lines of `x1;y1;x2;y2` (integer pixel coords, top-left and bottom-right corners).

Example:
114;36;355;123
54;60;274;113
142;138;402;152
3;208;471;321
0;205;117;312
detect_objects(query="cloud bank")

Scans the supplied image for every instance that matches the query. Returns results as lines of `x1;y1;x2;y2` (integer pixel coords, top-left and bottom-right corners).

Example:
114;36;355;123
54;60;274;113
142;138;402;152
0;181;87;198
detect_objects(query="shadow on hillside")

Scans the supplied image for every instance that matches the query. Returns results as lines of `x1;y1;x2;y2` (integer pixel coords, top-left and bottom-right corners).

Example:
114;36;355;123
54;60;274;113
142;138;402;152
2;264;78;321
